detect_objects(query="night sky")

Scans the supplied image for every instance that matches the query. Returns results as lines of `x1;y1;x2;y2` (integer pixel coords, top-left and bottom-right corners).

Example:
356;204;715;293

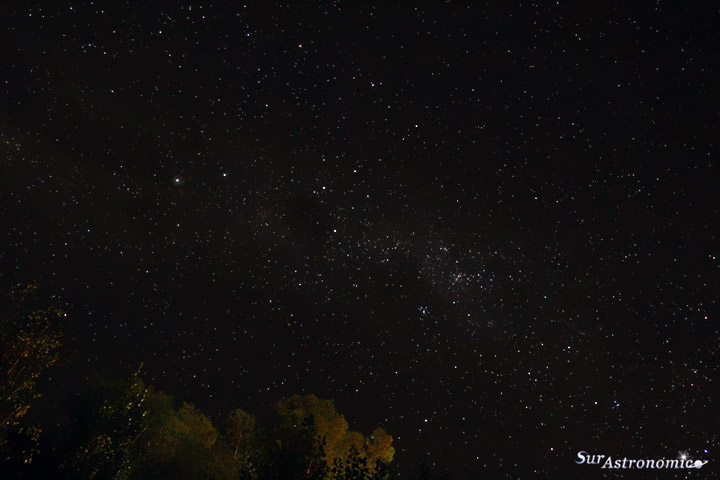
1;1;719;478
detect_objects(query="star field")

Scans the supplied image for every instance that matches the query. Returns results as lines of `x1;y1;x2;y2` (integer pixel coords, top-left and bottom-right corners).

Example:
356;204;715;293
1;2;719;478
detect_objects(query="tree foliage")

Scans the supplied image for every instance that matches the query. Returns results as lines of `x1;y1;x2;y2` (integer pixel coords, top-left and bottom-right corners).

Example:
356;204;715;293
0;283;64;463
68;368;153;480
63;379;394;480
136;401;236;480
274;394;395;478
224;409;261;478
0;294;398;479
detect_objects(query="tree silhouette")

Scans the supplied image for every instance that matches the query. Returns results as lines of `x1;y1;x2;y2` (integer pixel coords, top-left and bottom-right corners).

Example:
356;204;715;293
263;412;328;480
223;408;262;479
138;401;236;480
274;394;394;478
69;369;158;480
0;283;64;463
2;362;397;479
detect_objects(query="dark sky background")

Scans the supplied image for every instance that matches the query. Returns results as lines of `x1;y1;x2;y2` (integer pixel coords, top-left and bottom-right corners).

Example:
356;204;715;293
1;1;719;478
